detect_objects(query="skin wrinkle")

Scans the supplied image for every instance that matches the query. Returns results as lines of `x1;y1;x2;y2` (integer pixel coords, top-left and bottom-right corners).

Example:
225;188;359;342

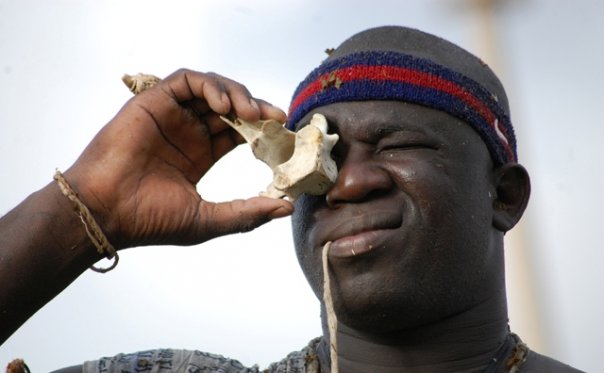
136;103;197;169
138;100;222;187
196;201;215;243
176;186;204;244
131;174;146;242
236;206;258;233
88;189;111;227
67;176;118;248
173;74;213;123
207;74;230;111
162;84;182;104
180;71;197;102
129;169;191;245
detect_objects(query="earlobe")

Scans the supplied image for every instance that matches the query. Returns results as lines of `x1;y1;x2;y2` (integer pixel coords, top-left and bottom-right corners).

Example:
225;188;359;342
492;163;531;232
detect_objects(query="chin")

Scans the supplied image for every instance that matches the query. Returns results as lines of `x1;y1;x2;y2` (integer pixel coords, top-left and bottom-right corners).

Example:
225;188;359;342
332;279;480;337
339;312;405;335
334;293;439;335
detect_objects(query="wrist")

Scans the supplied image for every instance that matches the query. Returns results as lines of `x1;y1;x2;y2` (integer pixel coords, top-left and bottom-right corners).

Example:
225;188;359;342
52;169;119;272
60;165;122;244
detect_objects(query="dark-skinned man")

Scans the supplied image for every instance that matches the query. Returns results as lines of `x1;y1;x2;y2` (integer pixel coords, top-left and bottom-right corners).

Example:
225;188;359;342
0;26;582;372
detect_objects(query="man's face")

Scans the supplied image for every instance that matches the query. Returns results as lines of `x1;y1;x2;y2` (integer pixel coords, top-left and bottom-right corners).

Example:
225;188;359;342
291;100;502;332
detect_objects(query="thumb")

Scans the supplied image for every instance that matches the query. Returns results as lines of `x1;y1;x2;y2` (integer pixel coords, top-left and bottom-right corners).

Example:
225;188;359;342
199;197;294;239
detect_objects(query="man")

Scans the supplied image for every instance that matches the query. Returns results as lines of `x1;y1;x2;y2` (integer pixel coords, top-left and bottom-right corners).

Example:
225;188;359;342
0;26;581;372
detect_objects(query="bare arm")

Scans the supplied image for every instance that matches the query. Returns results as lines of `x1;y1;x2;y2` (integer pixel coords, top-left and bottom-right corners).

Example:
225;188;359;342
0;69;293;344
0;180;101;344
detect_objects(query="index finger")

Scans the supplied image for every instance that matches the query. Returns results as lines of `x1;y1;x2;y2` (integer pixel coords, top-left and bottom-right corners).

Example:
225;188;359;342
161;70;262;121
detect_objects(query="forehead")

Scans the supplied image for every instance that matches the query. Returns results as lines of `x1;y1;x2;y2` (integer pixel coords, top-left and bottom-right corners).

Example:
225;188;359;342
298;100;483;144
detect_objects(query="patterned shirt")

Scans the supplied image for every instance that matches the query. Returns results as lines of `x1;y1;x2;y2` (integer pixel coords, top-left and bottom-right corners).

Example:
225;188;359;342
82;338;321;373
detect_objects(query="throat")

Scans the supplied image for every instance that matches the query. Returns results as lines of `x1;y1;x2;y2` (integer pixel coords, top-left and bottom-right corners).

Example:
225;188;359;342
318;307;513;372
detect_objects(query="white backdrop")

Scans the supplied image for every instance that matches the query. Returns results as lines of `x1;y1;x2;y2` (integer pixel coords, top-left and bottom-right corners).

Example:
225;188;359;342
0;1;602;372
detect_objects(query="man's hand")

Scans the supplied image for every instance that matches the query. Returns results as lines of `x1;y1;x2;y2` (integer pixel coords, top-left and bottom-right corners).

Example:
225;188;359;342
63;69;293;248
0;69;293;343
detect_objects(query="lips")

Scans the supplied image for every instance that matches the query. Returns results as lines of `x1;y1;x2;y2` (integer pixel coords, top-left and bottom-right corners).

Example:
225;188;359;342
314;210;402;259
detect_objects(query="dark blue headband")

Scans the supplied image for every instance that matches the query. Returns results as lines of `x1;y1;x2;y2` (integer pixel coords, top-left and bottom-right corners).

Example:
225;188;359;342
288;51;517;165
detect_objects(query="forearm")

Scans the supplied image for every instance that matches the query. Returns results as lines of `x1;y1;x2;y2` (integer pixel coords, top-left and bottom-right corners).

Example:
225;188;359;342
0;180;101;344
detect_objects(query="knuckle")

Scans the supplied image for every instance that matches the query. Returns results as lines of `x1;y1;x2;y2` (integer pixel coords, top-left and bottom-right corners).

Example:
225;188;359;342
175;67;194;76
204;71;224;81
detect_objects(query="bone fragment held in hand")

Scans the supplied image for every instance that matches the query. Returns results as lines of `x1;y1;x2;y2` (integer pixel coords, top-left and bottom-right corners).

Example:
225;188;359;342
219;117;295;170
121;73;339;201
221;114;338;201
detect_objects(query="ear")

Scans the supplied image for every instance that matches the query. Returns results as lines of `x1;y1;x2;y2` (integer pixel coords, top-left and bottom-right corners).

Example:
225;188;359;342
492;163;531;232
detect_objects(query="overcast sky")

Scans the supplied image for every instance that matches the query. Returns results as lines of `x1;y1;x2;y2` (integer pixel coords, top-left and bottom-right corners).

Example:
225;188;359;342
0;1;602;372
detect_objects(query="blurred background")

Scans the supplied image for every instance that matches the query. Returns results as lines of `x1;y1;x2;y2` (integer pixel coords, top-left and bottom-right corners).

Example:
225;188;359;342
0;0;602;371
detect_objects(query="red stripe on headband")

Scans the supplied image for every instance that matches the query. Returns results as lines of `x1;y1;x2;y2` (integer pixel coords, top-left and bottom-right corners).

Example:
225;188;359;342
290;65;514;160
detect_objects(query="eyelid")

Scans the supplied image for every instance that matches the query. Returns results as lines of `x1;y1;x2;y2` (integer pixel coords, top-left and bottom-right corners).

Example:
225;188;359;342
376;132;440;152
377;143;439;153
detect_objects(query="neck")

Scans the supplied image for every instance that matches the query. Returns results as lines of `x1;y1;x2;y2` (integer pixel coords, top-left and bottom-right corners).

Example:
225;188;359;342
318;292;511;373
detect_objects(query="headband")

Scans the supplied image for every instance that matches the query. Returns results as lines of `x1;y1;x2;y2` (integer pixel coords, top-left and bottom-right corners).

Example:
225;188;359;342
287;51;517;165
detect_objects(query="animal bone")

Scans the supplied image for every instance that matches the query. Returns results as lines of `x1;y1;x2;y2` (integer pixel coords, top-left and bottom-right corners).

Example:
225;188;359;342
221;114;338;201
122;73;161;94
263;114;339;200
219;117;295;170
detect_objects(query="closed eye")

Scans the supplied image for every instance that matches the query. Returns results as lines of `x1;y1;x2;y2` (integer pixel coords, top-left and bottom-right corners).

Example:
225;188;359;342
375;127;441;154
377;142;439;153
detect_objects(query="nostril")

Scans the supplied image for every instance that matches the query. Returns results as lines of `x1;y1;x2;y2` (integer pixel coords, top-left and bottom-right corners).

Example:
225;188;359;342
325;161;392;207
325;189;337;208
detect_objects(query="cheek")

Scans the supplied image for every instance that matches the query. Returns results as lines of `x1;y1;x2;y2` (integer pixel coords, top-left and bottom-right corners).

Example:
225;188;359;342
291;195;321;250
291;195;324;296
387;159;494;244
418;165;494;264
386;160;453;211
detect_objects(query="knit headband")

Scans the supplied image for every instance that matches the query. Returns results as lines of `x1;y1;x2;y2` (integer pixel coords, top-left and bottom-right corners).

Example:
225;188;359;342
287;51;517;165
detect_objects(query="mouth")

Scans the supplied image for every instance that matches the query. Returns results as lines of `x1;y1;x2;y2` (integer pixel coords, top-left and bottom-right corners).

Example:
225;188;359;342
328;229;397;258
319;211;402;259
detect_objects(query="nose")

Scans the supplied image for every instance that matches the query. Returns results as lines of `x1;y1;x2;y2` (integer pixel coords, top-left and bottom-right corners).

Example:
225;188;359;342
325;151;393;208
